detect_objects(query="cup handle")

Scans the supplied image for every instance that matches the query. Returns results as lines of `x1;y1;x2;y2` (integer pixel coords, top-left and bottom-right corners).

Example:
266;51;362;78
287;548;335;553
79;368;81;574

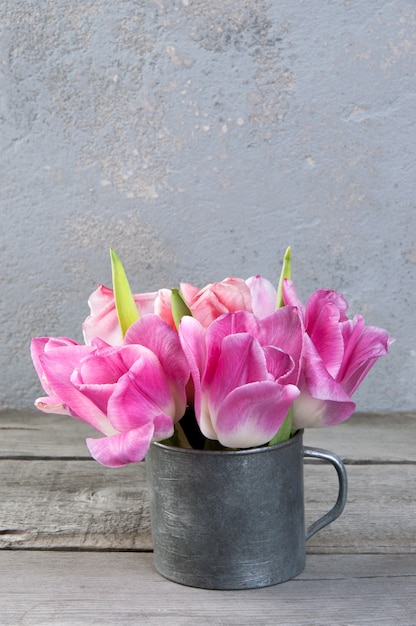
303;446;348;541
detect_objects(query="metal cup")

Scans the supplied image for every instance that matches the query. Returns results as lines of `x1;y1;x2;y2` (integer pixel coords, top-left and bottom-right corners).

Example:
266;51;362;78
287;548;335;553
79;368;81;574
145;430;347;589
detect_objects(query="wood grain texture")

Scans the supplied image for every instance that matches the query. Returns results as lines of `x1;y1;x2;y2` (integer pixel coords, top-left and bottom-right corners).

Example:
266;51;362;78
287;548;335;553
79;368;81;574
0;410;97;459
1;552;415;625
0;459;151;550
1;410;415;624
303;411;416;463
1;460;414;553
2;410;416;461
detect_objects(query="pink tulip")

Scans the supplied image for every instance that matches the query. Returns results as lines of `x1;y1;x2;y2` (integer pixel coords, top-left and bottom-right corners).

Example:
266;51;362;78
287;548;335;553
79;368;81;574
180;277;253;327
31;316;190;466
179;308;302;448
283;280;394;428
82;284;175;345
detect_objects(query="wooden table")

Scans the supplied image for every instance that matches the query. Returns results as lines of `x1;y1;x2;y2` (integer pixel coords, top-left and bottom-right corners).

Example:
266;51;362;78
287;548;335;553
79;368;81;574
1;410;415;625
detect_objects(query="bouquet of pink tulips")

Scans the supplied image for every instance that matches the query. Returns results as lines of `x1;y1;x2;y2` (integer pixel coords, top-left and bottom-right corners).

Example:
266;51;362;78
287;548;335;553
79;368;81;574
31;248;393;467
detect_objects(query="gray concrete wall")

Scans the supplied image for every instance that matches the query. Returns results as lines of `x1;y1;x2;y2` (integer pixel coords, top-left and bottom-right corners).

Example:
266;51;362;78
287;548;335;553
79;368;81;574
1;1;415;412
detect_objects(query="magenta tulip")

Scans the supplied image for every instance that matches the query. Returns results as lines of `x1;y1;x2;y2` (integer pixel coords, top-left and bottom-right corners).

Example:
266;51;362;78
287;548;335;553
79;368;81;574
31;316;190;466
283;280;394;428
179;308;302;448
31;337;93;417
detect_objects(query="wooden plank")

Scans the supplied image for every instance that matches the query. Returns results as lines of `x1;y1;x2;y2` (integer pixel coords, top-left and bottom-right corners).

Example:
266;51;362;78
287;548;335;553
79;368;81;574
0;552;415;625
0;410;96;459
303;411;416;463
0;459;151;550
304;462;416;555
2;410;416;462
1;459;414;553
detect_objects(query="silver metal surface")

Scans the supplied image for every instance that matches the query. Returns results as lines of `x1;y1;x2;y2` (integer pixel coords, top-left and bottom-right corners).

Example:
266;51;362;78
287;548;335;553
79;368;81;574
146;430;347;589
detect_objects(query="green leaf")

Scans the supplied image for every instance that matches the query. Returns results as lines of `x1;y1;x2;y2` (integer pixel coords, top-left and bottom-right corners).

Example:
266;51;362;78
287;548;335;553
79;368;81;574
171;288;193;329
275;246;291;309
110;248;139;338
268;406;293;446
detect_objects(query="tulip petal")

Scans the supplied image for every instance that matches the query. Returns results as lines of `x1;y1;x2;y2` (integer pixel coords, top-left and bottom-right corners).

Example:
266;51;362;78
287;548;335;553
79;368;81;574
245;275;277;318
260;306;303;385
178;316;207;414
74;344;143;384
292;390;355;429
34;395;71;416
86;422;155;467
204;311;261;385
83;286;124;346
292;335;355;428
208;334;268;412
125;315;190;392
153;288;175;329
198;394;218;441
107;351;178;431
338;316;393;395
305;289;349;327
214;381;300;448
152;412;176;440
282;279;305;316
306;301;345;379
30;337;80;395
70;380;116;417
179;282;200;303
88;284;117;313
263;346;295;382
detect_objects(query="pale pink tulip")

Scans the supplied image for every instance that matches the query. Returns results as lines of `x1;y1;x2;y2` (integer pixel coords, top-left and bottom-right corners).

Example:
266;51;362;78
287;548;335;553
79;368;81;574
180;277;253;327
283;280;394;428
245;275;277;318
179;309;302;448
82;284;175;345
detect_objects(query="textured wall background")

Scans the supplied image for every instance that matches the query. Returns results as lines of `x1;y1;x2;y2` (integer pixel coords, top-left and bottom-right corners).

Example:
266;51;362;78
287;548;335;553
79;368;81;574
1;1;415;411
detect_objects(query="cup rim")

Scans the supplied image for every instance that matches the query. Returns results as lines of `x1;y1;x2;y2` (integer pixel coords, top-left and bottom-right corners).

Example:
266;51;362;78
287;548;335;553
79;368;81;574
150;429;303;457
